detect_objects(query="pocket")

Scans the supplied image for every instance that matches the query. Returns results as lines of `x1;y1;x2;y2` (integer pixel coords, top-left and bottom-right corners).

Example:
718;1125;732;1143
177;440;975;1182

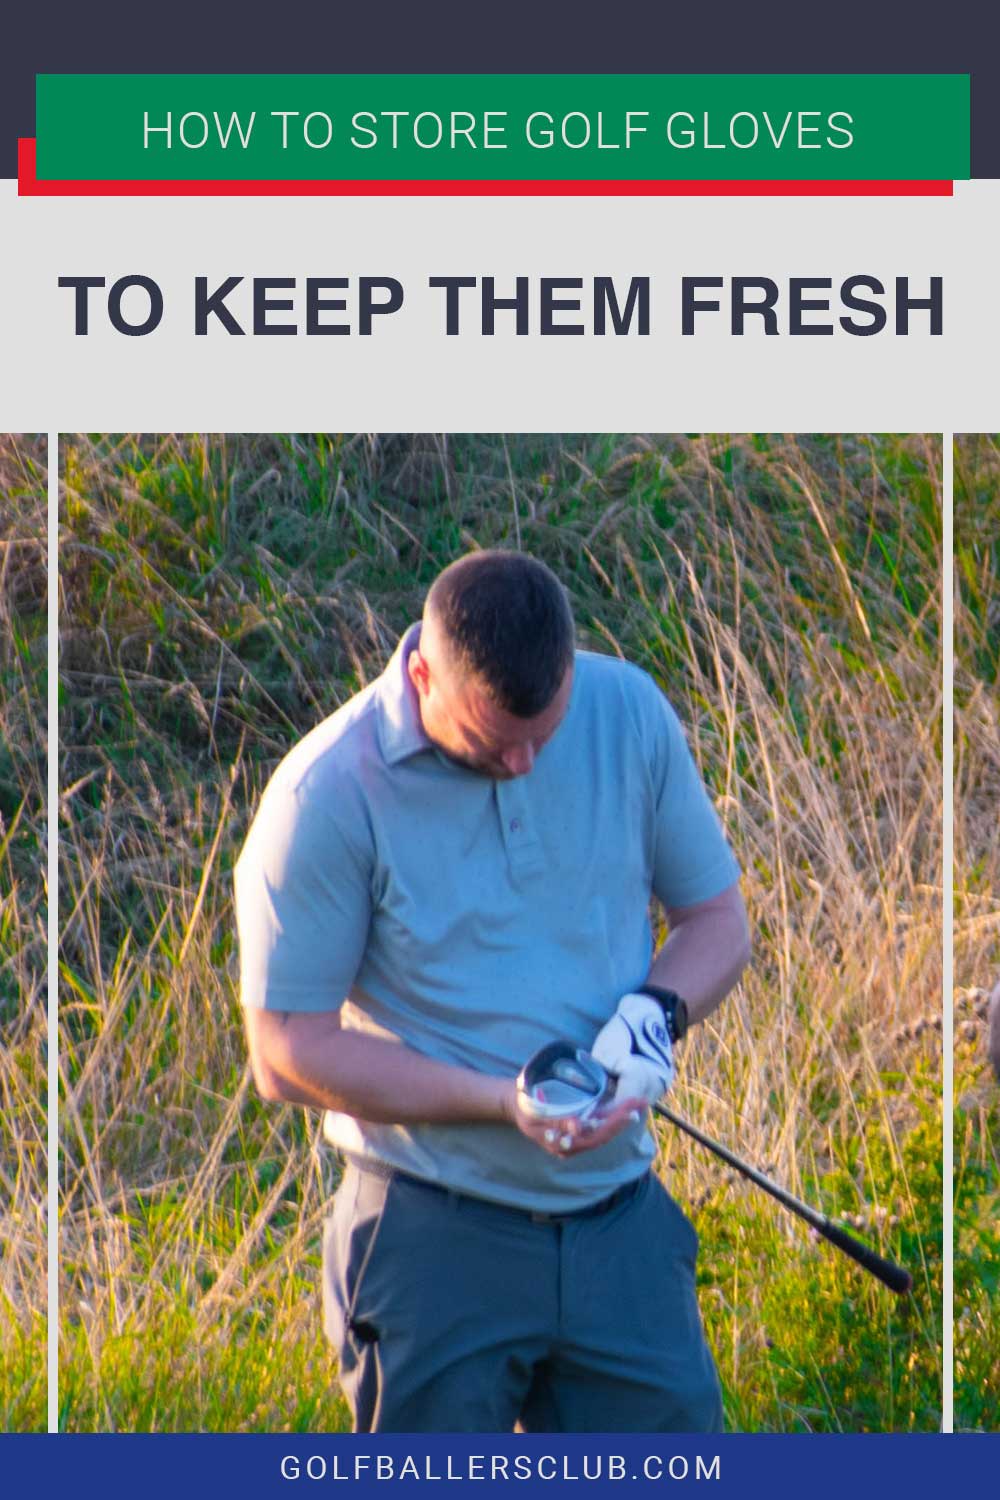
649;1176;700;1268
322;1167;393;1352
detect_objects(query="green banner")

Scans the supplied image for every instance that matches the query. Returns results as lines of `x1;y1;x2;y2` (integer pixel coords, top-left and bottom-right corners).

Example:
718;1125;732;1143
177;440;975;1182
35;74;969;181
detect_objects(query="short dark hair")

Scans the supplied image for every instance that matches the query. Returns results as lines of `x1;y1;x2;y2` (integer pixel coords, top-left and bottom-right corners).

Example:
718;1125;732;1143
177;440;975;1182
426;552;575;717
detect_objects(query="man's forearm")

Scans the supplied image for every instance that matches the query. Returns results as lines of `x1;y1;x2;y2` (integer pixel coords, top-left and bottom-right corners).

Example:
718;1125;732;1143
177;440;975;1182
647;883;751;1025
247;1008;514;1125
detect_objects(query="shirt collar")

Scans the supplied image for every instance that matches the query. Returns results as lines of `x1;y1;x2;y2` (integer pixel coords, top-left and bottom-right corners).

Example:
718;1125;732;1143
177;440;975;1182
375;623;434;766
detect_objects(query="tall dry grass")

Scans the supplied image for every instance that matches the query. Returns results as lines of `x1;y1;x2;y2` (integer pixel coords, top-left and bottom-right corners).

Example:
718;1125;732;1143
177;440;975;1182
953;433;999;1430
0;434;48;1431
58;433;942;1431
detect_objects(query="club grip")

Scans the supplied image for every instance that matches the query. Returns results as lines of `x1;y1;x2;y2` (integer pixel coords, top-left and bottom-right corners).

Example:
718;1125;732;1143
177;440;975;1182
819;1221;912;1295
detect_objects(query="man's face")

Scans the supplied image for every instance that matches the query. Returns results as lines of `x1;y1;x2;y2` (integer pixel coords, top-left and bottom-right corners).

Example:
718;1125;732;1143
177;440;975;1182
408;625;573;780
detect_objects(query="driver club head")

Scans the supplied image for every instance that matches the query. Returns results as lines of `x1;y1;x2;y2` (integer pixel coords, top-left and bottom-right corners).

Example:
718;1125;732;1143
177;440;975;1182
516;1040;614;1121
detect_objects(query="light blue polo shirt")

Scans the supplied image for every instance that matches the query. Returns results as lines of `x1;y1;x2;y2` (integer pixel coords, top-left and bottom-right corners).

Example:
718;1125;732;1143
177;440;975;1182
235;624;740;1211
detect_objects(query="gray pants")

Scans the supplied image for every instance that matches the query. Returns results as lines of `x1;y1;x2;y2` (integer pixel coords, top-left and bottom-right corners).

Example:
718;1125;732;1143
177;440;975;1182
322;1163;723;1433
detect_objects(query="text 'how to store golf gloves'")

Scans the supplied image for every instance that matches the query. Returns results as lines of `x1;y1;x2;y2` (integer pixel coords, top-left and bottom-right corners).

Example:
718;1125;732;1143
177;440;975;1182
591;992;676;1104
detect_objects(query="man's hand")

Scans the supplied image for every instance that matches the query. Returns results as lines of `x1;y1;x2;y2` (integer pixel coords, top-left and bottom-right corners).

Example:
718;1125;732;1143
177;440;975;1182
591;993;676;1104
509;1089;648;1158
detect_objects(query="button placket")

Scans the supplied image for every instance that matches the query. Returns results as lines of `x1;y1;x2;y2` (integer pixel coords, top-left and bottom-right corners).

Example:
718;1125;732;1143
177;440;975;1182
494;780;544;876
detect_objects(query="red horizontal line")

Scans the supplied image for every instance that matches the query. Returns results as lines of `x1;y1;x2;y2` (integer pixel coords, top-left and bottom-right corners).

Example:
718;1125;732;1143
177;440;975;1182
19;141;953;197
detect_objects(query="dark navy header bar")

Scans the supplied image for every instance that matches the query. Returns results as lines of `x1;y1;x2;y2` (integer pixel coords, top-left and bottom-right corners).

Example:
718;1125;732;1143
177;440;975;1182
0;2;995;178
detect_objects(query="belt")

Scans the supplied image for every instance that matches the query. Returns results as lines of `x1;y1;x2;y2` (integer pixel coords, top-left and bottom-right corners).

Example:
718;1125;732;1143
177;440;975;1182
346;1155;646;1225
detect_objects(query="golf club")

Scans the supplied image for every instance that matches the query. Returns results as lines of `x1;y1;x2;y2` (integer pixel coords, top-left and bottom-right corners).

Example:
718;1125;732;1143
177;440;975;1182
516;1041;913;1296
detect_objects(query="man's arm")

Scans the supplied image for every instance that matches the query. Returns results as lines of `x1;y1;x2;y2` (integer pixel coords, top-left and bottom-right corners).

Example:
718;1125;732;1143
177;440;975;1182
989;980;1000;1083
243;1005;641;1153
646;879;751;1025
244;1004;511;1122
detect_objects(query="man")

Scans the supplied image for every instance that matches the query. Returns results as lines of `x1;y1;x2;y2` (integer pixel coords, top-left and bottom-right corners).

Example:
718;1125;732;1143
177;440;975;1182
236;550;750;1433
989;980;1000;1082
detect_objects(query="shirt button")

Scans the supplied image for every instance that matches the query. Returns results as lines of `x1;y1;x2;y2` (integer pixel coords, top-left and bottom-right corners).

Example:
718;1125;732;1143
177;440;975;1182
510;818;521;832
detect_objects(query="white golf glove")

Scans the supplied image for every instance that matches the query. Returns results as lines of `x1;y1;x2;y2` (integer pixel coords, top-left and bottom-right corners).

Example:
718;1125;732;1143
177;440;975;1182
591;992;676;1104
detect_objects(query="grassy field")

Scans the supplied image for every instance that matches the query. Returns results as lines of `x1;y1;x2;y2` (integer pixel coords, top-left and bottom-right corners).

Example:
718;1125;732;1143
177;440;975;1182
0;435;48;1432
58;432;943;1433
953;434;1000;1432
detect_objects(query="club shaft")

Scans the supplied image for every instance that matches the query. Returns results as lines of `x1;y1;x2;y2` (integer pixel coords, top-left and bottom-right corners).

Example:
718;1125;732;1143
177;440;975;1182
653;1102;827;1230
652;1101;912;1295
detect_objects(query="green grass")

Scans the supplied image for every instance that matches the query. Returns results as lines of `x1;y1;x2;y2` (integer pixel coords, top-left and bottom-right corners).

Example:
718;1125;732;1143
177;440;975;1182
952;434;1000;1431
954;1085;999;1429
58;432;943;1431
0;434;48;1431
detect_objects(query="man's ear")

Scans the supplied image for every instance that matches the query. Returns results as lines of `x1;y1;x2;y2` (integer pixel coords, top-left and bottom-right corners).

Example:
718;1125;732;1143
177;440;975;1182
407;648;431;696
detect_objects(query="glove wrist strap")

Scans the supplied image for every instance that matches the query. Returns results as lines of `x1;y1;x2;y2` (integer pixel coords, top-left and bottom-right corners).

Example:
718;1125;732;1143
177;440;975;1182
636;986;688;1044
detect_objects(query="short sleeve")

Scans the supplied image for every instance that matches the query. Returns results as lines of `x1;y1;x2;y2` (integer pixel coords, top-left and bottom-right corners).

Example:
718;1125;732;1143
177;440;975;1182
234;766;373;1012
644;686;741;910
